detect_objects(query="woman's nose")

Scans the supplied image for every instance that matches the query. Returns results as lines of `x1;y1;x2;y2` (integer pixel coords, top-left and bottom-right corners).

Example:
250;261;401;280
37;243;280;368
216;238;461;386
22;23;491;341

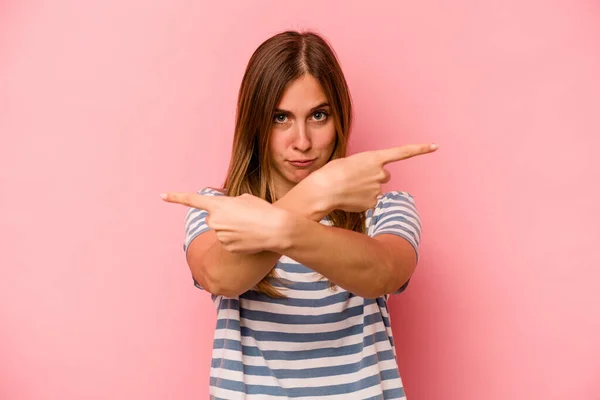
292;124;312;151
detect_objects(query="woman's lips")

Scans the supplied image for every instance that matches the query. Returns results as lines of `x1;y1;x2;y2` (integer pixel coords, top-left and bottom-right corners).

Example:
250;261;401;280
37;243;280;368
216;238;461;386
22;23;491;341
288;159;315;167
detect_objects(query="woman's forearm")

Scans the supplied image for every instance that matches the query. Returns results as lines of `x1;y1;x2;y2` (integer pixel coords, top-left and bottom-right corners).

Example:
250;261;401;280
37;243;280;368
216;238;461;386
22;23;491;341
274;213;414;298
190;182;330;297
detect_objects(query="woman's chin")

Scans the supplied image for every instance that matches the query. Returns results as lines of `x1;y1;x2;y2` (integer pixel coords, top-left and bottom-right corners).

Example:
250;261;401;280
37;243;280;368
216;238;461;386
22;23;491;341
289;170;313;182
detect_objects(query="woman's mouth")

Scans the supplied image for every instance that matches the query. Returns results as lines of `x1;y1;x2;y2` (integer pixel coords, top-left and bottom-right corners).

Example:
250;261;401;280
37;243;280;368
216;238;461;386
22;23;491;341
288;159;315;168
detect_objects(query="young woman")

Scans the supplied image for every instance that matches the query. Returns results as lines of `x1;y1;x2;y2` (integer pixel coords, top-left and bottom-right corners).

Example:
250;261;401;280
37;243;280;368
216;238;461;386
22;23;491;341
162;31;437;400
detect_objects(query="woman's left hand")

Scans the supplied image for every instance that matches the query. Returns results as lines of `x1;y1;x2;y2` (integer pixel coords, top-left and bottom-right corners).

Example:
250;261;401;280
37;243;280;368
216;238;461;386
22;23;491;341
161;192;289;254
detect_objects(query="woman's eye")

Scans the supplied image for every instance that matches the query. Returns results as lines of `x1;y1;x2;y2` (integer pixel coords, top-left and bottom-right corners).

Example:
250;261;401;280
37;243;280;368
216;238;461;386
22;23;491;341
274;114;288;123
312;111;328;121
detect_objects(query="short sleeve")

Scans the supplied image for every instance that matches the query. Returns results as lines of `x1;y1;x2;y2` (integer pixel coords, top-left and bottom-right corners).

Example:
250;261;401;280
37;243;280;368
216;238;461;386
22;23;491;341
183;187;226;254
183;188;225;290
367;191;422;294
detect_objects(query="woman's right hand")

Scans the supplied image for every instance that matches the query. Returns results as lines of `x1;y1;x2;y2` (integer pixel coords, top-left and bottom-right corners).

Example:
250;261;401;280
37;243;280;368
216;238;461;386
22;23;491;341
308;143;438;213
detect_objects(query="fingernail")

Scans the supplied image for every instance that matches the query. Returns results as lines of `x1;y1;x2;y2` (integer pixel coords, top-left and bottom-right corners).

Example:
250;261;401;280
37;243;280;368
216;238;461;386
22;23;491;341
430;144;438;150
160;193;167;199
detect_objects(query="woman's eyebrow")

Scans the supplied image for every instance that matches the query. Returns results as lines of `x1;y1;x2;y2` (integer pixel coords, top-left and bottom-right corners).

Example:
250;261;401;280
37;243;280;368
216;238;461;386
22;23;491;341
274;102;331;114
310;102;330;111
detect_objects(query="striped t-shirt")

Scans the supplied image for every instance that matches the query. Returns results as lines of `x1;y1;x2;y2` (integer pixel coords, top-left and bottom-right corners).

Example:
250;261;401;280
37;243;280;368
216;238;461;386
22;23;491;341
184;188;422;400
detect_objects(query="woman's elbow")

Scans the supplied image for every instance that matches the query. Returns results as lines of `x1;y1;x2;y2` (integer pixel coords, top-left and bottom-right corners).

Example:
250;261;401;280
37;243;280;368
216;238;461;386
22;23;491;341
366;262;410;298
192;265;244;297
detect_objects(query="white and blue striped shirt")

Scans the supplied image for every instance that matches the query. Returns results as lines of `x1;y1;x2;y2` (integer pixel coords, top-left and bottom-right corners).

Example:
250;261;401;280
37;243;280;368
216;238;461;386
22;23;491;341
184;188;421;399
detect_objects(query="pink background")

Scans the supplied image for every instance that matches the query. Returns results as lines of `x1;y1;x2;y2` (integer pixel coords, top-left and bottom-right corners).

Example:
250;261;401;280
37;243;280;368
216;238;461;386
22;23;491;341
1;1;599;399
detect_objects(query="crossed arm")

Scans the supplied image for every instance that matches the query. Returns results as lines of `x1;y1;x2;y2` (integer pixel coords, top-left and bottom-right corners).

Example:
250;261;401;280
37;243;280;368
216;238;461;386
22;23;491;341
168;143;436;298
181;181;416;298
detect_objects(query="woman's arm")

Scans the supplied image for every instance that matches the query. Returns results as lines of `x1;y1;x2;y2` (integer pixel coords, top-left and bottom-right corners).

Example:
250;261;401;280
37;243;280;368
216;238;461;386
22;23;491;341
256;145;432;298
170;144;435;297
185;180;329;297
271;213;417;299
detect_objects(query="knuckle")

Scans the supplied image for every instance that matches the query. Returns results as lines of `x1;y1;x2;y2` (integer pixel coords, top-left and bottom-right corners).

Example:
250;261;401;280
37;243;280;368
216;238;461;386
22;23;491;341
382;169;391;182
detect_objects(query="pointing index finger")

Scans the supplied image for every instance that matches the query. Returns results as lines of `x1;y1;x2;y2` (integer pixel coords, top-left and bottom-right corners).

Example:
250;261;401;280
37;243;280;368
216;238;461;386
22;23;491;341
378;143;438;165
160;192;217;212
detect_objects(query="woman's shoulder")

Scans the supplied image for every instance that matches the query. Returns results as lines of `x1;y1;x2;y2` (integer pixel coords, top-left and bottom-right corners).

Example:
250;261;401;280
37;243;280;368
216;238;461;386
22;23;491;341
198;187;227;196
367;190;421;232
376;190;416;207
367;191;418;221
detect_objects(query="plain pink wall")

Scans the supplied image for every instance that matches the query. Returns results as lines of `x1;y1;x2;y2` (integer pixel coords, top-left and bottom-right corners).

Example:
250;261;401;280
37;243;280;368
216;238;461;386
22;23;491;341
1;1;599;399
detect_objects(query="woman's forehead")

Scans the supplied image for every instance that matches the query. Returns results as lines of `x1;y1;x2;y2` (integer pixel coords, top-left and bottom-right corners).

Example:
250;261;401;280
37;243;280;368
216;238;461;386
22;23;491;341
276;75;329;110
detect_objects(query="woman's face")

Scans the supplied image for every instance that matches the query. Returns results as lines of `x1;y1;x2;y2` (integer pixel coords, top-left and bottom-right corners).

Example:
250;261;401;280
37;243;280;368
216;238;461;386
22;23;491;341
268;74;337;198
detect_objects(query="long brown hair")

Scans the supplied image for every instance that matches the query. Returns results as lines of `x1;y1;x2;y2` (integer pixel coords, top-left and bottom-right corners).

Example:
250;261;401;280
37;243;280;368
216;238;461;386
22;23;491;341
223;31;365;297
